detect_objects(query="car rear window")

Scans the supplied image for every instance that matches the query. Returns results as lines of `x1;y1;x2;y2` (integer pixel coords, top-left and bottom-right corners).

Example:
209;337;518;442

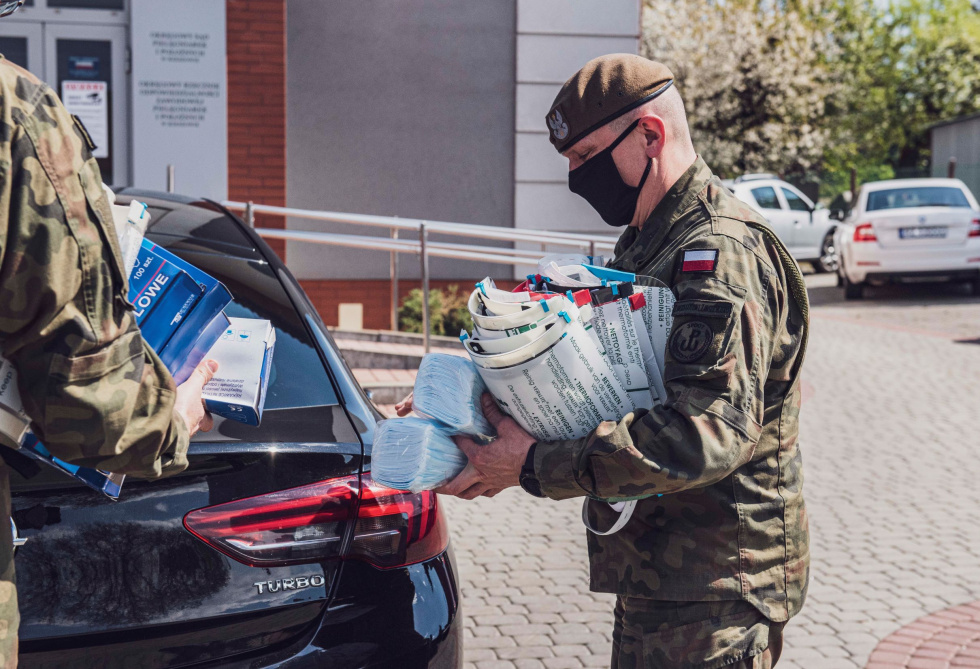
867;186;971;211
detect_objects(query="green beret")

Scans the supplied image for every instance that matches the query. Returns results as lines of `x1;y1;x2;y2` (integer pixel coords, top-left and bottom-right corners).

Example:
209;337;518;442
545;54;674;153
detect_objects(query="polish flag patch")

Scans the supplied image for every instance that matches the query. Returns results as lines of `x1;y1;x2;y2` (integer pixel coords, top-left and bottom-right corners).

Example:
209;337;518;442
681;249;719;273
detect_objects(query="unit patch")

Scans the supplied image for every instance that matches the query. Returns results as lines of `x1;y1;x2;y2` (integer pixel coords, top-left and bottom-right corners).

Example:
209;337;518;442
669;320;714;363
680;249;718;273
672;300;733;319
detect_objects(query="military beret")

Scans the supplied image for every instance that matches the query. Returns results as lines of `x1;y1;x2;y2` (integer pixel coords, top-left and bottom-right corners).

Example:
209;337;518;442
545;54;674;153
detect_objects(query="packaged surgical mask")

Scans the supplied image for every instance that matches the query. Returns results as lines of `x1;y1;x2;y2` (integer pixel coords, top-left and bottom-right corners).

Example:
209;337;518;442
411;353;495;443
202;318;276;426
372;417;468;493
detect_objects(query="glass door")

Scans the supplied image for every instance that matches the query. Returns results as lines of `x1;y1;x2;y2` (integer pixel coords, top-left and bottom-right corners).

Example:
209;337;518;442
43;23;128;185
0;20;42;72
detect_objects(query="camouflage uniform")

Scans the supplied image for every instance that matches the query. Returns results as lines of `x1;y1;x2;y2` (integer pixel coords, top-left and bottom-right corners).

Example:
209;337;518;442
531;157;809;668
0;59;191;665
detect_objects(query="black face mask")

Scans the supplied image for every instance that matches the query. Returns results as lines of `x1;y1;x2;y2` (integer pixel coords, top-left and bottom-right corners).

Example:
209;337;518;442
567;119;652;227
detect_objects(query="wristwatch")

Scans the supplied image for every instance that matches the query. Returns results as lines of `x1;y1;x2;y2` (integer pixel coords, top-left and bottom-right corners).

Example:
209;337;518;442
519;443;545;498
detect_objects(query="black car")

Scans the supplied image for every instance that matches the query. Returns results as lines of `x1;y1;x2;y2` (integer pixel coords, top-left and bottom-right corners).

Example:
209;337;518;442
10;191;461;668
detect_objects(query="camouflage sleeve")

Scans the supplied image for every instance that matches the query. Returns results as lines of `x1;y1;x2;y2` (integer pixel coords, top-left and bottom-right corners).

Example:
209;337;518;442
532;235;778;501
0;62;189;479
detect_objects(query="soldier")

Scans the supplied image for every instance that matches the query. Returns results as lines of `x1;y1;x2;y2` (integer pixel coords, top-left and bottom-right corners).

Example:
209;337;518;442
0;3;217;664
434;54;810;668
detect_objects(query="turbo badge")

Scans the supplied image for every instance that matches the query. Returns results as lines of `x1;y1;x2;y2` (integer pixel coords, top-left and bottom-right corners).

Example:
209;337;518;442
669;320;714;363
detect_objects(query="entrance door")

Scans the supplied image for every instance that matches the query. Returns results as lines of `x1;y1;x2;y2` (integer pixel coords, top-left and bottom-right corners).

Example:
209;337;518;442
0;21;42;71
44;23;128;185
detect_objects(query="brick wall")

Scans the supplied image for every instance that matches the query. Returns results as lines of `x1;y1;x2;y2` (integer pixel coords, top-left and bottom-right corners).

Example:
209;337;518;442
226;0;287;259
300;279;521;331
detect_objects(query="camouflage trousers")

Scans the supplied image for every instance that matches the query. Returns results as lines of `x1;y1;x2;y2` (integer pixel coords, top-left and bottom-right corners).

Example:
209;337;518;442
611;597;784;669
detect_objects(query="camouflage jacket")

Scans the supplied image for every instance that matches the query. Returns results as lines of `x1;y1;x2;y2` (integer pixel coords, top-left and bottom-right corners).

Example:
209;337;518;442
531;157;809;622
0;59;190;476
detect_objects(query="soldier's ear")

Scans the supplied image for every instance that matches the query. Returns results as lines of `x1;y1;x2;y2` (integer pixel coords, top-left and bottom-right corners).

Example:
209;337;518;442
637;115;666;158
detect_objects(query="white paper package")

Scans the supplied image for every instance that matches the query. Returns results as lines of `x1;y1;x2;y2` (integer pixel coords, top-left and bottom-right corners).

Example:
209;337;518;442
372;417;468;493
465;301;635;442
590;296;657;410
411;353;495;443
638;285;676;374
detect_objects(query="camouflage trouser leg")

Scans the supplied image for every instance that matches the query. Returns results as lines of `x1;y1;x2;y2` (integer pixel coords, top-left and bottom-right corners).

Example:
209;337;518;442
0;469;17;668
610;596;783;669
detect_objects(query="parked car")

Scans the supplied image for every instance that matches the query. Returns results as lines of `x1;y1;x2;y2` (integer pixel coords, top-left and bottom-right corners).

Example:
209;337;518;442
11;191;461;668
833;178;980;299
728;175;838;272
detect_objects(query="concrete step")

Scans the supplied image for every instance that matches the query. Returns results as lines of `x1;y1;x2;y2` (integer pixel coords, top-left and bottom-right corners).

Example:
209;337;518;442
352;368;416;404
335;337;465;370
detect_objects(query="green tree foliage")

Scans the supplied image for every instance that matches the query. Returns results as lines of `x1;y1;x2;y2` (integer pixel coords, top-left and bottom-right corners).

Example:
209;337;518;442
643;0;834;178
398;285;474;336
642;0;980;201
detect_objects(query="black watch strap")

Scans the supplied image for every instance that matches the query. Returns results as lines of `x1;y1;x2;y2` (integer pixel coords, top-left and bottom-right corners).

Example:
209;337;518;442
519;443;545;498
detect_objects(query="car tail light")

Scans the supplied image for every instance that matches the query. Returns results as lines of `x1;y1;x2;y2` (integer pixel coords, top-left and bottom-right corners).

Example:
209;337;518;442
183;474;448;570
970;218;980;238
853;223;877;243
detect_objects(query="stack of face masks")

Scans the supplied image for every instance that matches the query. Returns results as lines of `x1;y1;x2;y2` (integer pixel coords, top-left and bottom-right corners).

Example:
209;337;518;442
411;354;496;443
372;418;468;493
372;354;495;492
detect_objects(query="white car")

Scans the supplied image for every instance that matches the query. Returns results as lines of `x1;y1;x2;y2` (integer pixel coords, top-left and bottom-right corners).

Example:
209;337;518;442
728;175;838;272
834;178;980;299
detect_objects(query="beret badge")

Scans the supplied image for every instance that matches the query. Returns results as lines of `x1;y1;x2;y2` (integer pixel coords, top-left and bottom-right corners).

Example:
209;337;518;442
547;108;569;141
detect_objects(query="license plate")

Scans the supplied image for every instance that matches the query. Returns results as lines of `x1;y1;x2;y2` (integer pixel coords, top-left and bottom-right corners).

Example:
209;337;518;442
899;226;947;239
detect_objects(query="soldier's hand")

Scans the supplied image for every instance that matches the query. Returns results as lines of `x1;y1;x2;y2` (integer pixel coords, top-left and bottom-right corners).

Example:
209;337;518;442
435;393;534;500
174;359;218;437
394;392;414;417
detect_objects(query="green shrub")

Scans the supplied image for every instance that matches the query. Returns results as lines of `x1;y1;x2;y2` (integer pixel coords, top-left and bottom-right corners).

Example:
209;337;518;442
398;285;474;336
399;288;444;336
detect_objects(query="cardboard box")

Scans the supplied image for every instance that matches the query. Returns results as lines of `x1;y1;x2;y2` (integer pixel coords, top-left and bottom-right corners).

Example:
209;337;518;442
133;240;233;385
128;244;204;352
202;318;276;426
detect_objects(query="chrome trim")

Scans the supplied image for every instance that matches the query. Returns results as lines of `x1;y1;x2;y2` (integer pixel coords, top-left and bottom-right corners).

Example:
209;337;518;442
226;535;341;552
10;517;25;549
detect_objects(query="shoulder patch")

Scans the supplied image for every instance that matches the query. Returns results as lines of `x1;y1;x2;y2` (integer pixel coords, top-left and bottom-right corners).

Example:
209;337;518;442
71;114;97;153
669;320;714;363
680;249;718;273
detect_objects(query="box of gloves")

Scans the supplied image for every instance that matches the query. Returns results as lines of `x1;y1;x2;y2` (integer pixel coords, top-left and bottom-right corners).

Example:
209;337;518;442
201;317;276;426
128;239;233;385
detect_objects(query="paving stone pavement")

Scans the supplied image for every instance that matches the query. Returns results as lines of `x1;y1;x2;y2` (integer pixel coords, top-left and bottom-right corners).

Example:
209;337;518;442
438;274;980;669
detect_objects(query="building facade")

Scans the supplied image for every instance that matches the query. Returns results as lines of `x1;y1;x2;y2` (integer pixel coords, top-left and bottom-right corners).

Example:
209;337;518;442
0;0;639;329
931;113;980;201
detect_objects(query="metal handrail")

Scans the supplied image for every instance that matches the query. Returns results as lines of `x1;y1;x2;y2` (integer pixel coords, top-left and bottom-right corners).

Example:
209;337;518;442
224;200;619;352
223;200;619;250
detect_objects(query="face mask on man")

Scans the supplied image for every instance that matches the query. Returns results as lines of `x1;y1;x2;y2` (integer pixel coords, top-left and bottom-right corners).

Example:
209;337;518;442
567;118;652;227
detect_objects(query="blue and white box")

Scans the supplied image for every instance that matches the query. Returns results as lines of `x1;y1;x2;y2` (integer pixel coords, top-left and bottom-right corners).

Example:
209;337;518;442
132;240;233;385
202;318;276;426
128;245;204;352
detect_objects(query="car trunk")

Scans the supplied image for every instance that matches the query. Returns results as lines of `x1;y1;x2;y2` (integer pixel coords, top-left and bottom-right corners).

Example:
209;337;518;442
867;207;975;249
12;207;371;668
13;407;363;668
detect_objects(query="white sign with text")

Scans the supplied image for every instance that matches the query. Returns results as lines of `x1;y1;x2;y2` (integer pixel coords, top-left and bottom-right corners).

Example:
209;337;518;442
131;0;227;199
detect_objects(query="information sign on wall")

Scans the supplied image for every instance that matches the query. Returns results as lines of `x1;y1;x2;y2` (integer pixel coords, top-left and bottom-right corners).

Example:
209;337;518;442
62;81;109;158
131;0;227;199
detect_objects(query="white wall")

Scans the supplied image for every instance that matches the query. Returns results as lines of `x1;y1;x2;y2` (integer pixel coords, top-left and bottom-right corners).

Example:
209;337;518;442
513;0;640;274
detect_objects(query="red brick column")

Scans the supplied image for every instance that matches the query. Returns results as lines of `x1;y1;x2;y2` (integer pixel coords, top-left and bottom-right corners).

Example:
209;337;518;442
226;0;287;260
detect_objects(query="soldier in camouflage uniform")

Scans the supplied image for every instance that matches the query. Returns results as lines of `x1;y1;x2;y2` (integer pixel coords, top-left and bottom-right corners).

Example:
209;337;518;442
436;54;809;668
0;8;218;663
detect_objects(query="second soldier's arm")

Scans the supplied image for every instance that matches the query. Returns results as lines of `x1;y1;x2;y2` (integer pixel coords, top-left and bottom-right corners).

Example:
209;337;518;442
0;66;192;479
530;236;792;501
